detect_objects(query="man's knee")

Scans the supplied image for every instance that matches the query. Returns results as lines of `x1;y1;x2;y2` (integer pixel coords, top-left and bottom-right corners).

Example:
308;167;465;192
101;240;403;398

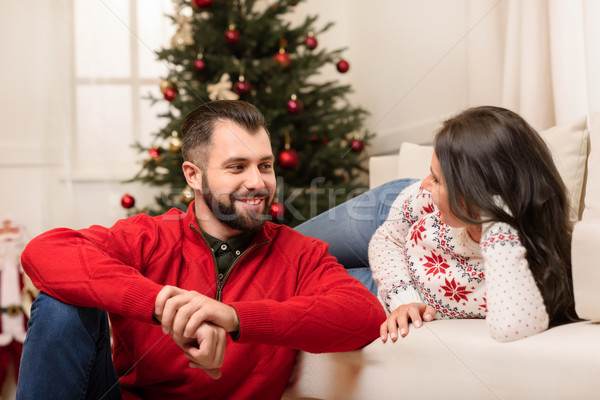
28;293;108;340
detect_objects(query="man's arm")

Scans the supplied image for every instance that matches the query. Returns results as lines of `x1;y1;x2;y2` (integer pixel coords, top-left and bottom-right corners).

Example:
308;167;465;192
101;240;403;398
21;215;163;322
230;240;386;353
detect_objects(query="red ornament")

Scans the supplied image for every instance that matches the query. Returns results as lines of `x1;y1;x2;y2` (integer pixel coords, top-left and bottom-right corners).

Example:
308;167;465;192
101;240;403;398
305;35;318;50
233;80;251;96
277;148;299;169
148;148;161;158
121;194;135;209
193;59;206;72
350;139;365;153
269;202;285;219
163;87;177;101
192;0;213;8
286;97;303;114
225;27;241;44
336;59;350;73
273;51;291;68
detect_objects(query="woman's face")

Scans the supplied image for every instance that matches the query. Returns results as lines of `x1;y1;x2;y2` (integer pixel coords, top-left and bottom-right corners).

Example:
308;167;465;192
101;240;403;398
422;151;469;229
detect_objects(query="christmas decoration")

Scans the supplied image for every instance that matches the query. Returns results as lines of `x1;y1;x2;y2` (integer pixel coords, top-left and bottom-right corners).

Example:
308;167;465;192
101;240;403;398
0;217;34;387
277;131;300;169
121;194;135;209
336;59;350;73
170;4;194;51
159;80;173;94
286;94;303;114
181;186;194;205
225;25;241;44
163;87;177;102
277;148;299;169
269;201;285;219
273;39;291;68
193;58;206;72
192;0;213;8
233;76;251;96
207;73;239;101
169;131;182;152
128;0;374;226
148;148;161;158
305;32;318;50
350;138;365;153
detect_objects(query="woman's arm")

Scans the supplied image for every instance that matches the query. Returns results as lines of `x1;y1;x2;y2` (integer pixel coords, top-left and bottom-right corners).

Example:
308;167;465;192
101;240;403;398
481;221;549;342
368;181;432;312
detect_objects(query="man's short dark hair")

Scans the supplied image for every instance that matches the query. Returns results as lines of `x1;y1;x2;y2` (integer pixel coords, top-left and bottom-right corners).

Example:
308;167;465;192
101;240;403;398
181;100;270;169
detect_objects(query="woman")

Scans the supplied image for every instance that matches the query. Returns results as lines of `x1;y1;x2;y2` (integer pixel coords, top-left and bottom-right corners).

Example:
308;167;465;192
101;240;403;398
297;106;580;342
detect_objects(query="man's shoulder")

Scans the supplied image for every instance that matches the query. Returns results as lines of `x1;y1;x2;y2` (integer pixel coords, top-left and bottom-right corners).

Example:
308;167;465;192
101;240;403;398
115;207;190;236
263;222;323;244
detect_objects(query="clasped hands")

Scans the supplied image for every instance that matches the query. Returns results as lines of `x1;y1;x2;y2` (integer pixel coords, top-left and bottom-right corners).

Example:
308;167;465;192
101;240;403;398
154;285;239;379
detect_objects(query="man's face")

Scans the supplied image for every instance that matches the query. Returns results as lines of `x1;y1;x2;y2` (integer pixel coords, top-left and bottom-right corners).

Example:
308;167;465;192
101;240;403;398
199;121;276;234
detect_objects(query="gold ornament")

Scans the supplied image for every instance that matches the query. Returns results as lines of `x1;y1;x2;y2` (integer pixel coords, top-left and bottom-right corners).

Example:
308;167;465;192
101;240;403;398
159;80;173;94
169;131;182;152
181;186;194;205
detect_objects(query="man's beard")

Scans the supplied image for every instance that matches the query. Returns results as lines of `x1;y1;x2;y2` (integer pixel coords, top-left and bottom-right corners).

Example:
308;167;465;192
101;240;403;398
201;172;272;233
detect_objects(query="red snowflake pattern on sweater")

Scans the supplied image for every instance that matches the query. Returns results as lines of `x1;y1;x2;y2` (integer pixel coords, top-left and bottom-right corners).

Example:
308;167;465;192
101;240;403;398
410;219;427;245
423;251;450;276
440;277;473;302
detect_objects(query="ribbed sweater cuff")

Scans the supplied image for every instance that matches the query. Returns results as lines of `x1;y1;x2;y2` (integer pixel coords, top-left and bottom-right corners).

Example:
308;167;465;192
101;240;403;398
121;280;163;323
229;301;274;343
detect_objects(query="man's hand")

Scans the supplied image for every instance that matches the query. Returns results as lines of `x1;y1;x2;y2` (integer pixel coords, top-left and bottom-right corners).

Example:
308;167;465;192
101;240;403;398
380;302;436;342
154;285;240;338
154;286;240;379
174;322;227;380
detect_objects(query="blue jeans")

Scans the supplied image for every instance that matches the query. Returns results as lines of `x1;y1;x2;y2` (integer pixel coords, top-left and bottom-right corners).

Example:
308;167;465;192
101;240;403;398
295;178;417;294
17;292;122;400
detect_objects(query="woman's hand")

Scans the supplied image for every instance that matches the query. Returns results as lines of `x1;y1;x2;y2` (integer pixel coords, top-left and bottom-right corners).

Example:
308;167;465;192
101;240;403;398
380;302;436;342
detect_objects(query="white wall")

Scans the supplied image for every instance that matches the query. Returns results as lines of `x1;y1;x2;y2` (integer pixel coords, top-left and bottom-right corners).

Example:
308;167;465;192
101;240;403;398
0;0;505;237
294;0;505;153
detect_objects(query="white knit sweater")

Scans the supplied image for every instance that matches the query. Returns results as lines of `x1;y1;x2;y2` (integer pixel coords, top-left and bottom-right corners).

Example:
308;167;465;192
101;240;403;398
369;181;549;341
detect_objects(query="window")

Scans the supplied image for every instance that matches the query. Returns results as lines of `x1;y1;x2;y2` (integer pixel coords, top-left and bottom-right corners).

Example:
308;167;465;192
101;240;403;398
71;0;174;178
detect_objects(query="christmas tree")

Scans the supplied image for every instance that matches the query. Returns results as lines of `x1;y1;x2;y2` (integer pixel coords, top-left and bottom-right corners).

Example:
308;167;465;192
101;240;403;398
126;0;374;227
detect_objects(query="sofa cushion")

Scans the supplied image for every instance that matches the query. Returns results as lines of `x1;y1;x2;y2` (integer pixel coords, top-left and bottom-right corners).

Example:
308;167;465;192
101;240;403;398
392;116;589;221
541;116;589;221
396;142;434;180
582;113;600;219
572;219;600;320
284;319;600;400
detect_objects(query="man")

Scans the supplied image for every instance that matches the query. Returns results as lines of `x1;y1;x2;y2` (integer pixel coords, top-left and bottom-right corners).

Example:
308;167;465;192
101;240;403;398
17;100;385;399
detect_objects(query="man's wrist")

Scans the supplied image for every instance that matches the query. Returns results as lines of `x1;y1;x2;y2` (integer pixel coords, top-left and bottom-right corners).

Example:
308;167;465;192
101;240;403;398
229;305;241;335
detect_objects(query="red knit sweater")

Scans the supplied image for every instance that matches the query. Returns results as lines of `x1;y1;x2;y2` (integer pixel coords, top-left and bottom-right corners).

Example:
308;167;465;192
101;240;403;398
22;204;385;399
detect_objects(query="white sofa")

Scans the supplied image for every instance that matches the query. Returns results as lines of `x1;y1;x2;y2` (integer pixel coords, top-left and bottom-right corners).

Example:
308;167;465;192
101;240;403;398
283;113;600;400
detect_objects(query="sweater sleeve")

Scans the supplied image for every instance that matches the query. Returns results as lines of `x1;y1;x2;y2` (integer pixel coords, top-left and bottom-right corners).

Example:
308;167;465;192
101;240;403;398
21;215;164;323
368;181;432;312
480;221;549;342
230;239;386;353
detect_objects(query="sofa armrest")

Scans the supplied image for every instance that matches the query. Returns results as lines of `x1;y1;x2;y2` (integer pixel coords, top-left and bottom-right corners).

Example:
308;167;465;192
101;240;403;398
572;219;600;320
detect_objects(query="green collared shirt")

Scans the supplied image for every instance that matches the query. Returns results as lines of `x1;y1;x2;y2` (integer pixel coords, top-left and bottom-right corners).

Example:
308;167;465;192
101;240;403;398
201;229;255;275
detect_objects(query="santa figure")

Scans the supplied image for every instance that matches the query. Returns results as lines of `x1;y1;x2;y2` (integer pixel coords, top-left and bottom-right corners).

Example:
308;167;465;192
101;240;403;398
0;217;36;387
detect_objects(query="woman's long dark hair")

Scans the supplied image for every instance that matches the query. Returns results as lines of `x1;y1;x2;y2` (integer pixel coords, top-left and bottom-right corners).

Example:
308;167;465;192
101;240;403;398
434;106;580;327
